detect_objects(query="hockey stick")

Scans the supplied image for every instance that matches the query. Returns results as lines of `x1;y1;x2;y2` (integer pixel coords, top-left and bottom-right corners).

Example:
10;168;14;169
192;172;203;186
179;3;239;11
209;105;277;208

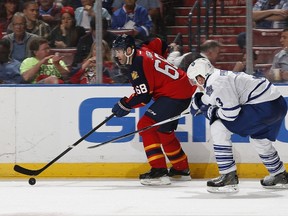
14;114;115;176
88;112;190;149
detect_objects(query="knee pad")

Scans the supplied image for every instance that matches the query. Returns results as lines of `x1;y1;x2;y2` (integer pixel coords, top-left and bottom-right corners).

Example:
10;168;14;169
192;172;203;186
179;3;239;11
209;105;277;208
210;120;233;146
137;115;157;136
250;138;276;155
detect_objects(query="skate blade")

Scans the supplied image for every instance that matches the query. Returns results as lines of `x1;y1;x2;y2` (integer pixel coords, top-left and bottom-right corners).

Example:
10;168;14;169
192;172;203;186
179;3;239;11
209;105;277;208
140;176;171;186
207;184;239;193
262;184;288;189
169;175;192;181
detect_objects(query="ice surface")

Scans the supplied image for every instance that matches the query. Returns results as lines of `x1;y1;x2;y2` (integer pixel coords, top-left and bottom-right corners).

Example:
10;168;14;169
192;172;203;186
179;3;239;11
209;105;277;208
0;179;287;216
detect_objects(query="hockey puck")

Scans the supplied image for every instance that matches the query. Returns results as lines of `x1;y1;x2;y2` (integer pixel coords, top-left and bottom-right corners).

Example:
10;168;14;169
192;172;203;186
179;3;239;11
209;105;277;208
28;177;36;185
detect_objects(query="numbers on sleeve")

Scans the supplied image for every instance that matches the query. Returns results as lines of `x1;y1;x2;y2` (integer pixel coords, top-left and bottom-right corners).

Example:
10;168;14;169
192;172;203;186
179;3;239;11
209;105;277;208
216;97;223;107
154;53;179;80
135;83;148;94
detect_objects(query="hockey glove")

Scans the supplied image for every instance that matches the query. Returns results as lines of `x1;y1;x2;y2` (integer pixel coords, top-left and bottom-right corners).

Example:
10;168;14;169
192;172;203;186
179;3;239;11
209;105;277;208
201;105;219;125
112;97;132;117
190;92;204;116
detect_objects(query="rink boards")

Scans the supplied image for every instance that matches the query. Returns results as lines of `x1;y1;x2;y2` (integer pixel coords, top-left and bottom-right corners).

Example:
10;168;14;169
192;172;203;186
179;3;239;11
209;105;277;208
0;84;287;178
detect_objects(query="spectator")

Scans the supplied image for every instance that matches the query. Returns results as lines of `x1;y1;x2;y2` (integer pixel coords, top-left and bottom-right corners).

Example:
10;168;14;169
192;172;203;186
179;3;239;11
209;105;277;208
6;1;51;39
232;52;264;77
233;32;265;77
72;17;117;67
0;39;23;84
75;0;111;30
267;28;288;81
38;0;62;29
177;39;222;72
70;40;117;84
111;0;153;41
112;0;162;35
3;12;39;62
253;0;288;29
0;0;22;32
48;6;86;48
20;37;69;84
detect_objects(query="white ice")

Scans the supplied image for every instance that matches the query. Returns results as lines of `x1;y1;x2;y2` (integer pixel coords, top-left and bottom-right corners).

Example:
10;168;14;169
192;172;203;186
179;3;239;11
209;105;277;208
0;178;287;216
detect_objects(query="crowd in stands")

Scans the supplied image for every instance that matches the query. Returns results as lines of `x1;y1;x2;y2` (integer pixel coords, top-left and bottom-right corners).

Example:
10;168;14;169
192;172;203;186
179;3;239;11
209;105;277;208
0;0;166;84
234;0;288;82
0;0;287;84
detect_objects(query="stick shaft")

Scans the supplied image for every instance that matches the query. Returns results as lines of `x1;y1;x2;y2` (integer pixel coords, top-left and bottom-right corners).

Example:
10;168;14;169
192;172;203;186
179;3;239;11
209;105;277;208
14;114;115;176
88;112;190;149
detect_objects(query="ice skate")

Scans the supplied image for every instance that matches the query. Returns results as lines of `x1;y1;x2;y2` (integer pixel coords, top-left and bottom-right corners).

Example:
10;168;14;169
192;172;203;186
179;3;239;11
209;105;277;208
168;167;192;181
139;168;171;186
207;171;239;193
261;171;288;189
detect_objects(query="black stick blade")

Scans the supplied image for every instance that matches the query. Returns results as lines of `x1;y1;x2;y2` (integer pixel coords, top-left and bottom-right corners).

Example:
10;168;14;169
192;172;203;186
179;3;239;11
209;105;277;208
14;165;42;176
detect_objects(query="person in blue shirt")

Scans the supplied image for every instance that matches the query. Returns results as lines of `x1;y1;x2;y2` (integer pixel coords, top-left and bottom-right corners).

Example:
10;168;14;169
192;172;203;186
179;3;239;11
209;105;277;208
111;0;152;41
0;39;23;84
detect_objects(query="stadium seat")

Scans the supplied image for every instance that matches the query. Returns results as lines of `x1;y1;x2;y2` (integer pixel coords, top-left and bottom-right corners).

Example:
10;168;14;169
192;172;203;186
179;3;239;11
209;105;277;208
253;29;282;47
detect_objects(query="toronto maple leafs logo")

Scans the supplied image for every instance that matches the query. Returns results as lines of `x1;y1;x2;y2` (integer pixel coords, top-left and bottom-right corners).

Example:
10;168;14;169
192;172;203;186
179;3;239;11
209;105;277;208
206;85;213;96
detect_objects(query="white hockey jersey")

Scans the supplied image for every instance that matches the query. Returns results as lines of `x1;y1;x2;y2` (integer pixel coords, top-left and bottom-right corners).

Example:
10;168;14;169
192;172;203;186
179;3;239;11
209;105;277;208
202;69;281;121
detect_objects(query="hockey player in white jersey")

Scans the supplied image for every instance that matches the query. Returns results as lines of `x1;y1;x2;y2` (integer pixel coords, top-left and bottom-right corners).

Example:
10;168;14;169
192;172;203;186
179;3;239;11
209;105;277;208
187;58;288;193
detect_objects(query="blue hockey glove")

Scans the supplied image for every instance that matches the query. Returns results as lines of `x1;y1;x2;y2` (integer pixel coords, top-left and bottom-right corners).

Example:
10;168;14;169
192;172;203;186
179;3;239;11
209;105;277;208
202;105;219;125
190;92;204;116
112;97;132;117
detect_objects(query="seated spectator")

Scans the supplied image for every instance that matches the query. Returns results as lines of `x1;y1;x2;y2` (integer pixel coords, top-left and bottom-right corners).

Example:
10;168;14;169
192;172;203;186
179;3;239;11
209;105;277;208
38;0;62;29
0;0;22;33
0;38;24;84
72;17;117;67
20;37;69;84
253;0;288;29
267;28;288;82
48;6;86;48
70;40;115;84
75;0;111;30
7;1;51;39
112;0;162;35
3;12;39;62
232;52;264;76
111;0;153;41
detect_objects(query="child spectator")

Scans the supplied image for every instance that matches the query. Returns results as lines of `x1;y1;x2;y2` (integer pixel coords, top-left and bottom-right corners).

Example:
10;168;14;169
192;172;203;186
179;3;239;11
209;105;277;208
70;40;116;84
48;6;86;48
72;17;117;67
20;37;69;84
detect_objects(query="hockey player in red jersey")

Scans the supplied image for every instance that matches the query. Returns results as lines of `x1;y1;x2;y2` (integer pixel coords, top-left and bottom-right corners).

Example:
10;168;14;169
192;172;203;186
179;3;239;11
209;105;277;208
111;34;197;185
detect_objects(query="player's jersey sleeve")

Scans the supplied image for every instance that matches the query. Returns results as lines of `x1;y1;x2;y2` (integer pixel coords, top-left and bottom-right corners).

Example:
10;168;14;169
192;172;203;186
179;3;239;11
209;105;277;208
141;50;197;100
202;70;241;121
